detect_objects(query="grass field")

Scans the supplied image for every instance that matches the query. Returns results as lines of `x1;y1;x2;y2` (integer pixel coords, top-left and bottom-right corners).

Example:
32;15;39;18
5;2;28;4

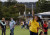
0;25;50;35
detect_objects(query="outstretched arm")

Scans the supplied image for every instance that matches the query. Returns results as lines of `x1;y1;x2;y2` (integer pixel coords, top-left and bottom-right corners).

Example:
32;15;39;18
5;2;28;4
29;20;31;27
0;20;6;26
0;20;2;23
1;22;6;25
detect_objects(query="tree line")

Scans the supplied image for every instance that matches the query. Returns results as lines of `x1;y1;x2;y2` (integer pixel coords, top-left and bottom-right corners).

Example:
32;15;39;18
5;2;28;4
0;0;50;20
0;1;31;20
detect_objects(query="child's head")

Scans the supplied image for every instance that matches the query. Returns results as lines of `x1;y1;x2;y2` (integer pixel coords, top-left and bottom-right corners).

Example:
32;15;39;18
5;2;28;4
34;16;38;21
2;17;5;21
39;31;44;35
44;21;47;24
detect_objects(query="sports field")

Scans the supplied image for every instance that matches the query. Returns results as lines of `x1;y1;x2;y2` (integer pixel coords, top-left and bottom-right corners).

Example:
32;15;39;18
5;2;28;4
0;25;50;35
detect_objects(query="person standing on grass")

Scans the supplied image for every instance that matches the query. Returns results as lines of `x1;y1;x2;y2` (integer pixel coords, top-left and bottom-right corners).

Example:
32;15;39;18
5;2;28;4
0;18;6;35
43;21;48;35
21;20;24;29
9;18;16;35
29;16;42;35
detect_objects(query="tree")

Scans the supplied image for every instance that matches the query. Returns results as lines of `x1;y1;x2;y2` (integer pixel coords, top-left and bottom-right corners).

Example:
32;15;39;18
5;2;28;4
38;0;46;3
0;1;32;20
1;6;10;18
7;0;12;2
12;0;17;2
26;8;31;14
0;2;3;19
35;0;50;13
15;4;25;15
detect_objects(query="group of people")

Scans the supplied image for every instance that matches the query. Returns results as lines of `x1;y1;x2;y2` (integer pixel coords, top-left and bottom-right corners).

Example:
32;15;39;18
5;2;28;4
0;18;16;35
0;15;48;35
20;20;29;29
29;15;48;35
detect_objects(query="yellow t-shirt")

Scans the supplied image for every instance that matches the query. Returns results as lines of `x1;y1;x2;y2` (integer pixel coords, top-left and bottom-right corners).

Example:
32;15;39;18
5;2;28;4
29;20;39;33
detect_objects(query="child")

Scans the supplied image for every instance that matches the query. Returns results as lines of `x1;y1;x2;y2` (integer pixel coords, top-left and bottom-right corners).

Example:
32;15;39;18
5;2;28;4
21;21;24;29
39;31;44;35
43;21;48;35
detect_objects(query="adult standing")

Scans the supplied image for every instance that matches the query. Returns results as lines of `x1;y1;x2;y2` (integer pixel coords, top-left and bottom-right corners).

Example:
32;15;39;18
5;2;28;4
29;16;41;35
0;18;6;35
9;18;16;35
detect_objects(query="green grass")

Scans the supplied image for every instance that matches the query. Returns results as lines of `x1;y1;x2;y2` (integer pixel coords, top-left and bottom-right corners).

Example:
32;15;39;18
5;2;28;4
0;25;50;35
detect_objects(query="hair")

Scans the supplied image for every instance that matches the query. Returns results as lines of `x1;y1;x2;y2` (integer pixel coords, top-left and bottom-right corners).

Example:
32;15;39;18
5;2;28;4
33;15;38;20
44;21;47;24
37;17;42;22
2;17;5;20
33;15;42;22
44;21;47;22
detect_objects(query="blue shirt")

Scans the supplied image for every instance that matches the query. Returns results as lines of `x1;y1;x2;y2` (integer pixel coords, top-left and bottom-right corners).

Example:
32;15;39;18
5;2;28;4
9;20;16;29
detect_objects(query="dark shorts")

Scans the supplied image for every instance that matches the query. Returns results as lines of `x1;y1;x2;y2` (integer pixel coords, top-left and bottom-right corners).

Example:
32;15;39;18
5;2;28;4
44;32;47;34
2;28;6;32
30;31;38;35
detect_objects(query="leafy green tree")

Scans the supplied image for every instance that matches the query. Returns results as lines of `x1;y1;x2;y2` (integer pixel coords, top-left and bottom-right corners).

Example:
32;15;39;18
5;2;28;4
1;6;10;18
7;0;12;2
15;4;25;15
0;2;3;19
26;8;31;14
36;1;50;13
0;1;31;20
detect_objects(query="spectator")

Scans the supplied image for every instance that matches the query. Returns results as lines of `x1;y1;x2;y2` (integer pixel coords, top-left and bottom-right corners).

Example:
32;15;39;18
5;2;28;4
9;18;16;35
21;20;24;29
0;18;6;35
43;21;48;35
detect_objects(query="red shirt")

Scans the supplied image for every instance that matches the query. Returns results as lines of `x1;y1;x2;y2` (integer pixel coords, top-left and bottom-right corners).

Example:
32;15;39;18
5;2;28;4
43;24;48;32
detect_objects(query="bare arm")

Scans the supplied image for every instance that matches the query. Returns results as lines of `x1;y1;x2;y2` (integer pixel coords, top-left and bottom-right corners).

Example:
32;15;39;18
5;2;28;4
2;22;6;26
28;20;31;27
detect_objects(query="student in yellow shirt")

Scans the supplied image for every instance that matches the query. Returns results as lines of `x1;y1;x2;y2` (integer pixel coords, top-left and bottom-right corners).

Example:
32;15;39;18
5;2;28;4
29;16;41;35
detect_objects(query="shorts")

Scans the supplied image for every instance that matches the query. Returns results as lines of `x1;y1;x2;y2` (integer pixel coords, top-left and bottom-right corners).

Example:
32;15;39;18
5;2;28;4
30;31;38;35
44;32;47;34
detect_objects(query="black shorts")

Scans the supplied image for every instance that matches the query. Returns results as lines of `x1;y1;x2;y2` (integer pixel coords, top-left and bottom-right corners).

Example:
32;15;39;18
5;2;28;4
44;32;47;34
30;31;38;35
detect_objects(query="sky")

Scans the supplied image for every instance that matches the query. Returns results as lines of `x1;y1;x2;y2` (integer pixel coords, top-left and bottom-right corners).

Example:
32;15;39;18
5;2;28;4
17;0;38;2
1;0;38;2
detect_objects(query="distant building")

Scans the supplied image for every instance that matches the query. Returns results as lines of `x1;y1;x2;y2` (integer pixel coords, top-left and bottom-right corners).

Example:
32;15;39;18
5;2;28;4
37;11;50;20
